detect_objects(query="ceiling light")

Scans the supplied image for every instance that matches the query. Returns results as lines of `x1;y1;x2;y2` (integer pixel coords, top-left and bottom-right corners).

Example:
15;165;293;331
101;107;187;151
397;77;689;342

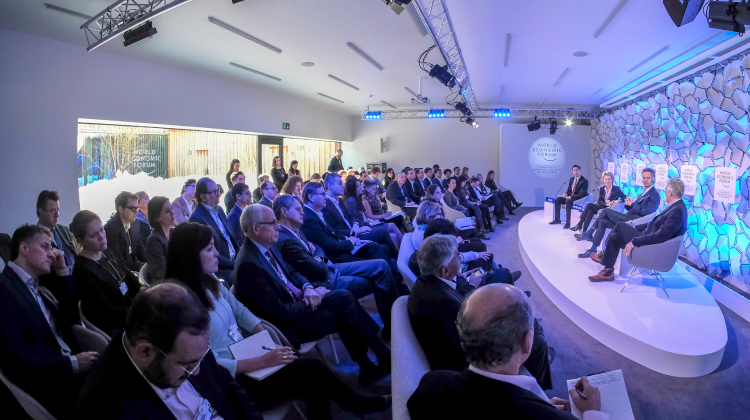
527;117;541;131
208;17;282;54
428;109;445;118
44;3;92;20
454;102;471;116
664;0;705;27
494;109;511;118
380;100;397;109
465;117;478;128
364;111;382;119
428;64;457;89
550;119;558;134
328;74;360;90
347;42;384;71
594;0;630;38
573;51;588;57
230;62;281;81
504;34;512;67
627;45;669;73
565;119;573;126
301;62;315;67
381;0;413;15
123;21;157;48
318;93;344;103
553;67;570;88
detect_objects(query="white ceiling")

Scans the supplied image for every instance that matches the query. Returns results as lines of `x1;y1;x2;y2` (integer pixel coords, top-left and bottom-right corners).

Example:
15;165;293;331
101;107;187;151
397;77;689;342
0;0;722;115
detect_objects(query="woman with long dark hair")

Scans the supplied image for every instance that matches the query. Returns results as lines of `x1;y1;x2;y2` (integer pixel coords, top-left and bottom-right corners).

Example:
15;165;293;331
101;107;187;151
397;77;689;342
281;175;304;197
226;159;240;189
382;167;395;190
362;178;407;232
288;160;300;177
456;175;493;236
164;223;390;419
344;177;402;247
145;196;174;282
270;156;287;191
486;170;522;209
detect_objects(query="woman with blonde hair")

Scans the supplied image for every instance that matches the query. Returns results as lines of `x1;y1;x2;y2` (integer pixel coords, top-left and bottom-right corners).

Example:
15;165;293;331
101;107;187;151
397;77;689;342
570;171;626;232
410;199;445;248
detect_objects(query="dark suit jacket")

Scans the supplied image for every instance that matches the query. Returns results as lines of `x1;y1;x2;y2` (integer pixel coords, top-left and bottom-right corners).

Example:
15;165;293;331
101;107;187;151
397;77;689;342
189;205;238;270
145;229;168;282
277;225;333;284
564;176;589;200
49;224;78;262
420;178;432;191
407;275;475;371
407;369;577;420
75;330;263;420
633;199;688;247
136;213;151;250
328;155;344;172
227;204;244;246
442;178;451;190
597;185;627;206
386;181;410;208
233;238;313;331
104;214;147;271
259;197;273;208
0;232;10;264
322;196;356;237
625;186;661;218
252;187;262;204
431;177;443;187
300;206;355;259
224;190;236;213
405;179;425;203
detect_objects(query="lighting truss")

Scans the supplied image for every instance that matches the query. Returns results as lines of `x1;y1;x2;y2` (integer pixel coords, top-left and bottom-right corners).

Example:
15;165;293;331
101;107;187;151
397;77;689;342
413;0;479;114
80;0;194;52
361;109;602;120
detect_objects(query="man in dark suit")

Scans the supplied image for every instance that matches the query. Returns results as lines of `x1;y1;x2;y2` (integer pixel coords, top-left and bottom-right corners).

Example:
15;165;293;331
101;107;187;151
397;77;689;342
104;191;147;271
551;165;590;229
408;283;604;420
258;180;277;208
223;171;245;211
274;195;399;338
135;191;152;249
577;167;660;257
188;177;238;279
386;171;418;218
589;179;688;282
405;168;426;203
417;168;432;192
233;205;391;384
0;225;99;419
407;234;552;389
432;168;444;187
252;174;269;204
75;282;263;420
327;149;344;173
227;183;251;245
0;232;10;272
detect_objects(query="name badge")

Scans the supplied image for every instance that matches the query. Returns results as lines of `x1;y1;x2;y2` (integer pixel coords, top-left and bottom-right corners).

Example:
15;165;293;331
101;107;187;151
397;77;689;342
229;323;243;342
194;399;214;420
128;246;132;255
119;282;128;295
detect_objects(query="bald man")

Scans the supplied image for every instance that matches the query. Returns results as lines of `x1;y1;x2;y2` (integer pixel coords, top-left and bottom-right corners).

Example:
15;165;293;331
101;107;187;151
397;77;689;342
408;284;608;420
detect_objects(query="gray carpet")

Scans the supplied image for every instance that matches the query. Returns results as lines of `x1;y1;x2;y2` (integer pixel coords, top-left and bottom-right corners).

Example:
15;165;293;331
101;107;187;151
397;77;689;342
287;207;750;420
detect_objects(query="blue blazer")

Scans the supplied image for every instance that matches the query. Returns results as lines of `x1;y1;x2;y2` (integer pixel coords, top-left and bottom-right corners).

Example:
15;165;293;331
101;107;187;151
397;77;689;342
386;181;410;208
633;199;688;247
597;185;627;206
626;186;660;218
227;204;244;246
189;204;238;270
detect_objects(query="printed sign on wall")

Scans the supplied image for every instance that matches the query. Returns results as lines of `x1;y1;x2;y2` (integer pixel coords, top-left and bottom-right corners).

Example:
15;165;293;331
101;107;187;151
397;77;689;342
620;162;629;183
607;161;615;175
680;165;698;196
714;167;736;204
528;137;566;179
636;162;645;185
655;164;668;189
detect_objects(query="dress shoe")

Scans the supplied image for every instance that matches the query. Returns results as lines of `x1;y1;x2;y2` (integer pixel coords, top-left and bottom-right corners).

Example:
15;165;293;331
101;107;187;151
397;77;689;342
515;202;523;208
589;268;615;282
353;394;392;415
511;271;522;283
569;224;582;232
562;224;570;229
575;232;593;241
508;210;516;215
524;290;532;298
578;249;595;258
590;251;605;264
499;217;509;221
549;220;561;225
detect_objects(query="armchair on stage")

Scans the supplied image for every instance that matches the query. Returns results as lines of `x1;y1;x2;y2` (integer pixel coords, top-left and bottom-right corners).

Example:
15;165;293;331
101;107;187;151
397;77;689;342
620;234;685;298
544;193;593;225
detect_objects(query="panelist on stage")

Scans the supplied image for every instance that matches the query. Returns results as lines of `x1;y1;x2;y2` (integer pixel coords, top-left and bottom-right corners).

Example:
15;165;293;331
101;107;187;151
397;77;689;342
588;179;687;282
549;165;588;229
570;171;627;233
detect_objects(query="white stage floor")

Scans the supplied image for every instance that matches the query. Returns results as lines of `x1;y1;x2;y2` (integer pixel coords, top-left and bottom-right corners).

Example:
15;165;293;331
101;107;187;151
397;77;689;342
518;210;727;377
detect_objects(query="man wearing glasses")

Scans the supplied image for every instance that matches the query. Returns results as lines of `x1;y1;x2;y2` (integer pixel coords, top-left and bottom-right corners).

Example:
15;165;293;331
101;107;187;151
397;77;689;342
227;183;252;245
75;282;263;419
104;191;147;271
189;178;239;281
258;181;278;208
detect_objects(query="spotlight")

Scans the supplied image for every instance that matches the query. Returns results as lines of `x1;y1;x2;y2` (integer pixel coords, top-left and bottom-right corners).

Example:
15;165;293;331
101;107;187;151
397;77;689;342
706;1;748;34
527;116;541;131
550;119;558;134
428;109;445;118
465;117;478;128
123;21;157;48
494;108;511;118
364;111;382;119
454;102;471;116
380;0;412;15
428;64;457;89
565;119;572;126
232;0;246;3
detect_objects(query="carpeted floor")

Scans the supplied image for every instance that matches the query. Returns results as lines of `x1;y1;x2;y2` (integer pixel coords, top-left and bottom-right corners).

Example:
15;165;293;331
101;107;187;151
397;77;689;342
284;207;750;420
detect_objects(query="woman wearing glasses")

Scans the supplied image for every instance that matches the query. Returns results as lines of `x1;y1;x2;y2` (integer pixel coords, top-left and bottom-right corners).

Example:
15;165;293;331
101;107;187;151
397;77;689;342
72;210;142;337
145;196;175;283
165;223;390;419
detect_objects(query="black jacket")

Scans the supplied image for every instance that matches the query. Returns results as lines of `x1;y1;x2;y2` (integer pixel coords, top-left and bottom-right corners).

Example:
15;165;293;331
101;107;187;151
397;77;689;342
386;181;410;208
145;229;168;282
103;214;147;271
633;199;688;247
408;369;577;420
328;155;344;172
299;206;355;260
564;176;589;200
597;185;627;206
259;197;273;208
188;204;238;270
277;225;333;285
420;177;432;192
252;187;262;204
75;330;263;420
431;177;443;187
271;167;288;191
405;179;425;203
322;196;356;237
625;186;661;219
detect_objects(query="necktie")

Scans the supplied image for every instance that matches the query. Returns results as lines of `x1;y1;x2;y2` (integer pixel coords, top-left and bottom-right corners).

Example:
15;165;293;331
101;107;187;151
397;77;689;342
265;250;304;301
52;228;74;267
572;178;577;193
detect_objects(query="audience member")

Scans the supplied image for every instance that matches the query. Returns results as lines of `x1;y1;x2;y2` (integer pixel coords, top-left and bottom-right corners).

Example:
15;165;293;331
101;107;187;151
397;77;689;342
188;177;238;278
223;171;245;211
369;166;387;198
72;210;141;337
408;283;602;419
383;167;395;190
551;164;590;229
405;168;426;203
338;169;347;177
589;179;687;282
145;196;174;283
104;191;147;271
343;177;403;247
233;205;392;384
74;282;264;420
227;182;252;245
362;178;406;231
453;176;492;237
288;159;301;176
461;166;469;177
386;171;418;218
225;158;241;189
433;168;443;186
135;191;152;248
476;173;513;216
328;149;344;172
172;179;196;225
411;200;445;248
570;171;625;233
0;225;99;419
270;156;288;191
259;181;278;208
468;176;508;222
425;184;443;203
281;175;304;197
0;233;10;273
418;167;432;191
441;168;453;189
348;169;357;178
486;170;522;209
310;172;322;183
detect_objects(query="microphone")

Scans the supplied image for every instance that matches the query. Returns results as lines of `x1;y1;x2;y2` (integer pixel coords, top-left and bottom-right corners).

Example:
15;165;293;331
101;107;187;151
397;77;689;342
553;181;567;197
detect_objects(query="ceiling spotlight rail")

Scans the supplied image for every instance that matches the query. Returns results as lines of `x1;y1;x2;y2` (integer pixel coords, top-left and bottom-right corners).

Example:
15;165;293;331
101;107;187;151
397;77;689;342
413;0;479;114
80;0;194;51
360;108;602;120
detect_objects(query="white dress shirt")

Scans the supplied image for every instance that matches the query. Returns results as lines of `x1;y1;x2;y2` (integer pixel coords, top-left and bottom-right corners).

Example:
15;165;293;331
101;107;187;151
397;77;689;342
203;205;236;259
438;276;457;290
469;365;608;420
326;195;353;229
182;196;195;214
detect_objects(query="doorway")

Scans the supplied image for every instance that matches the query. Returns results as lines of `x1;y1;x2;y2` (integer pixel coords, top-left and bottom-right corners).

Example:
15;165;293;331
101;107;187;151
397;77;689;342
258;136;284;177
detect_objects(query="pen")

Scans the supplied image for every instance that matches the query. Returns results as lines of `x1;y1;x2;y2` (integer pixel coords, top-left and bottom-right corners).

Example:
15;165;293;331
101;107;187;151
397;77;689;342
576;388;587;400
261;346;274;351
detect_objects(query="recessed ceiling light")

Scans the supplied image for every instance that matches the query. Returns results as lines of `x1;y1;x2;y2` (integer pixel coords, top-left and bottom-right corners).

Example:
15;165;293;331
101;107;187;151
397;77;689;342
301;62;314;67
573;51;588;57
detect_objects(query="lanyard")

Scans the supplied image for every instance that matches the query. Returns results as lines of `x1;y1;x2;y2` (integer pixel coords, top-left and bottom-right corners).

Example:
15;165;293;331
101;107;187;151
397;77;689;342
93;254;125;284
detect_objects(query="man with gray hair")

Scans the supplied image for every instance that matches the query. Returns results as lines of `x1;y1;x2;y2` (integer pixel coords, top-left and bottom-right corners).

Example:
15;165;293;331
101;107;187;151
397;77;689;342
408;283;607;420
407;235;553;389
386;171;417;218
589;178;688;282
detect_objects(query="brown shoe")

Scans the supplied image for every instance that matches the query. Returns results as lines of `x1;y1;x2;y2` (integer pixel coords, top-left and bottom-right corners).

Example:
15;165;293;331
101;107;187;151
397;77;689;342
590;251;605;264
588;268;615;282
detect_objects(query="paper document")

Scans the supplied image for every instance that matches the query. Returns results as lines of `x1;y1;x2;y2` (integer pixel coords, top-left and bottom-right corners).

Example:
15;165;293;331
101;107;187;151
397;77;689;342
351;245;363;255
228;330;286;381
566;370;634;420
385;211;404;220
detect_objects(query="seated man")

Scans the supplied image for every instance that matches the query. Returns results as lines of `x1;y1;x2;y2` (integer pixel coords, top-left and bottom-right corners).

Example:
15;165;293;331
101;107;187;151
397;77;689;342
408;283;607;420
258;180;278;208
104;191;147;271
224;170;245;211
0;225;99;419
227;182;252;245
135;191;152;249
233;205;392;385
386;171;417;218
75;283;263;420
252;174;269;204
418;167;432;192
468;176;508;221
407;235;552;389
368;166;387;199
589;178;688;282
405;168;426;204
551;164;589;229
188;177;238;277
274;195;399;338
432;168;443;187
172;179;196;225
576;168;660;257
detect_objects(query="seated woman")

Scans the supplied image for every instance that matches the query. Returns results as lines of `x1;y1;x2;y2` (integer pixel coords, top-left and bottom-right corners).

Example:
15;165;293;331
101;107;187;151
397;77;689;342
288;159;301;177
445;176;490;239
411;200;445;249
145;196;174;283
485;170;522;209
344;177;403;247
281;175;304;197
382;167;395;190
570;171;625;232
71;210;141;337
164;223;389;419
362;178;407;232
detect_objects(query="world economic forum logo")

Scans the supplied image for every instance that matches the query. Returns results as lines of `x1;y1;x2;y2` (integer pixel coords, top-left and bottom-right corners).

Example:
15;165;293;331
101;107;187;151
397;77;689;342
529;137;565;178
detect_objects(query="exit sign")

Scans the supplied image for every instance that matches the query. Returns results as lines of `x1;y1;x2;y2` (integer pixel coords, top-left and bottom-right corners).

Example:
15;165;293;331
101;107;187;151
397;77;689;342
282;122;290;130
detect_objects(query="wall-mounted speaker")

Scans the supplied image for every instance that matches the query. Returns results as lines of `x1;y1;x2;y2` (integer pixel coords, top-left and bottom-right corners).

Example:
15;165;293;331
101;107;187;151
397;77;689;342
663;0;705;27
380;137;385;153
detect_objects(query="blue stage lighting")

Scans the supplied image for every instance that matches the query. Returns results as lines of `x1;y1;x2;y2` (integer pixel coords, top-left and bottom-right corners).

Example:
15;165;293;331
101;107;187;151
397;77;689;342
428;109;445;118
364;111;381;119
494;108;511;118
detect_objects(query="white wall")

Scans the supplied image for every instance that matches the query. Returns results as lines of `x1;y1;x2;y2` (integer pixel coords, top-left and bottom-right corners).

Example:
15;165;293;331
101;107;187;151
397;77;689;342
499;123;594;207
348;118;501;179
0;29;352;234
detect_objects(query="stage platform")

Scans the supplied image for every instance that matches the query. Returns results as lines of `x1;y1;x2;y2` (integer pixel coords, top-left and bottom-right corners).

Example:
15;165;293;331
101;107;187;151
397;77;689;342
518;210;727;377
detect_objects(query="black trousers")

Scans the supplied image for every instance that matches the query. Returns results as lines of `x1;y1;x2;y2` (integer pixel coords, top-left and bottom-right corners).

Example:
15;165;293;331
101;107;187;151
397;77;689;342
601;222;644;268
359;224;398;258
553;196;575;223
592;208;635;248
468;202;492;230
578;203;607;231
483;194;506;218
502;190;520;207
527;319;553;390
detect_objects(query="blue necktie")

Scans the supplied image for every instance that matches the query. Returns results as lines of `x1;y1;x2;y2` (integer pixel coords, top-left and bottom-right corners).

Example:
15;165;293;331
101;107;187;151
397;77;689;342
52;229;74;267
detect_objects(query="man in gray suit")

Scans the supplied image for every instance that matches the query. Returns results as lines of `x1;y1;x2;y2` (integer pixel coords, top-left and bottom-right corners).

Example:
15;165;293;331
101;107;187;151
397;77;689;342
36;190;77;274
171;179;196;225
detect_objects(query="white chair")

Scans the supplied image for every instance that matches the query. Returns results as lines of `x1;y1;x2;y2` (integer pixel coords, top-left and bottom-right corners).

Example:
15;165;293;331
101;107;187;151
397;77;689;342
397;233;418;290
621;234;686;298
78;301;111;343
386;198;404;214
71;324;109;354
0;364;57;420
138;263;150;286
391;296;430;420
439;199;476;234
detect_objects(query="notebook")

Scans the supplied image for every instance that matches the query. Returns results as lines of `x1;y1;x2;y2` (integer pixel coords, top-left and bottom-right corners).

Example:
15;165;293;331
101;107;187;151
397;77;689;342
385;211;404;220
228;330;286;381
566;370;634;420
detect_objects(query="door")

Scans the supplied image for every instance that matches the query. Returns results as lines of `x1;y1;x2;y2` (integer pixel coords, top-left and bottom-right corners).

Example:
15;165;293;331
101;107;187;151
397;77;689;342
258;136;284;177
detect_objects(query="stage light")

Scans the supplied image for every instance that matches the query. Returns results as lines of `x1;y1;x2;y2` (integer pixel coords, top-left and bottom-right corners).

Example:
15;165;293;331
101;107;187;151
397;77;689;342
466;117;478;128
527;116;541;131
428;64;457;89
494;108;511;118
454;102;471;116
550;119;558;134
565;119;572;126
428;109;445;118
380;0;412;15
364;111;381;119
123;21;157;48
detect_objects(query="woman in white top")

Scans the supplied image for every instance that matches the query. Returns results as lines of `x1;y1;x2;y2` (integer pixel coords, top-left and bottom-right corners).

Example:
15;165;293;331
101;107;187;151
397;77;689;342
164;223;390;419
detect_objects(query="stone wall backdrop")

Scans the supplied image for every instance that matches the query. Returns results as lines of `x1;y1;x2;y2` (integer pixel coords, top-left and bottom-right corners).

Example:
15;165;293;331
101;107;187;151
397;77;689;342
591;56;750;294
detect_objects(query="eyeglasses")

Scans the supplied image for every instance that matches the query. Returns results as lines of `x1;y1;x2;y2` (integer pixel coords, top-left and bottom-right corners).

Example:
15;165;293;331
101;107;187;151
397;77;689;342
125;206;139;213
41;208;62;216
264;186;278;192
155;344;211;376
206;189;221;196
255;220;279;227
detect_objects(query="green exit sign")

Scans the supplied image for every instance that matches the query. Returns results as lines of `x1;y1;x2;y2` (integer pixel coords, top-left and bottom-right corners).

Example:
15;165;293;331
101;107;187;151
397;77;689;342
282;122;290;130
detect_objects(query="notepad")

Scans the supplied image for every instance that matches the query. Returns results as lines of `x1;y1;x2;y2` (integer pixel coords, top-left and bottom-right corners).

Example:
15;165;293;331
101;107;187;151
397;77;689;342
228;330;286;381
566;370;634;420
385;211;404;220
